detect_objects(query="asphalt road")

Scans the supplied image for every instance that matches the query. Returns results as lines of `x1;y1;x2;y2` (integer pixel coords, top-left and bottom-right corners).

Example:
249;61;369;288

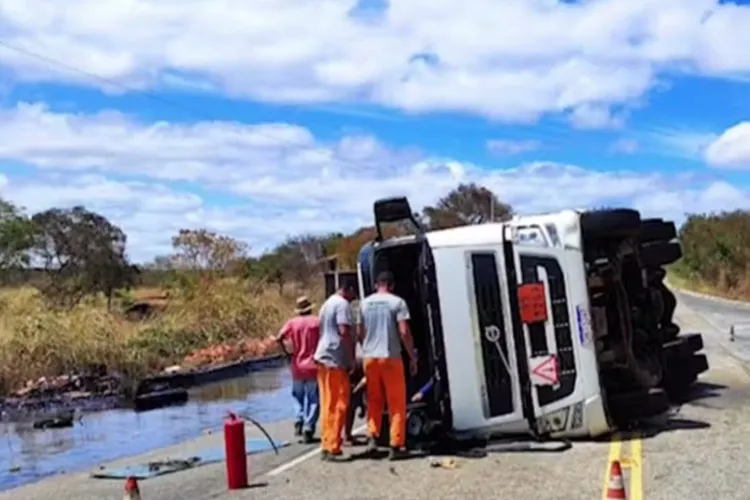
4;289;750;500
675;289;750;364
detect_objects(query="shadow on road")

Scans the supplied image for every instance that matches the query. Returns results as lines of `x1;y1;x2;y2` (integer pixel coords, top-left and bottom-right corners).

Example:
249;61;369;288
679;381;727;404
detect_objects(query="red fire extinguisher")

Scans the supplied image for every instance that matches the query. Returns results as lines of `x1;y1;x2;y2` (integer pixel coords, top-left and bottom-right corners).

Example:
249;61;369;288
224;412;248;489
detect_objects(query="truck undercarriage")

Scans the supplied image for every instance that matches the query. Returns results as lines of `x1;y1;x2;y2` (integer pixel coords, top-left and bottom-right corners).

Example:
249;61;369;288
580;209;708;425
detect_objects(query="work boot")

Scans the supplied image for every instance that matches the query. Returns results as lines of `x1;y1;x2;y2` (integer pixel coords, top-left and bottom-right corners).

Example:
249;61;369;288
321;449;347;462
366;437;378;454
294;421;303;436
303;430;315;444
388;447;409;461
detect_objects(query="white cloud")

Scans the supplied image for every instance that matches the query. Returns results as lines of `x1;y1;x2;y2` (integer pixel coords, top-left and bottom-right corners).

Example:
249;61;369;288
568;104;624;130
648;127;717;161
2;0;750;124
0;104;745;261
633;181;750;217
610;138;639;154
487;139;541;155
704;122;750;169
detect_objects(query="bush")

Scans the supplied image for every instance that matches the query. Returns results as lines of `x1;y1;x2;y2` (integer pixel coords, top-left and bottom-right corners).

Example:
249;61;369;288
0;277;318;395
671;210;750;298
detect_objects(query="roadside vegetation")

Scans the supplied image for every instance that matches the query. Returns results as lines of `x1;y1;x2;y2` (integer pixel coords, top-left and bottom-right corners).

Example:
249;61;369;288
669;210;750;300
0;183;509;396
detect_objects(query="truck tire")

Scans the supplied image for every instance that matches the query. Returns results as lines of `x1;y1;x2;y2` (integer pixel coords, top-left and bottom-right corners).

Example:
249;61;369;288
663;333;704;359
661;322;680;342
640;219;677;243
581;209;641;240
640;241;682;267
662;354;709;401
658;283;677;322
608;388;671;426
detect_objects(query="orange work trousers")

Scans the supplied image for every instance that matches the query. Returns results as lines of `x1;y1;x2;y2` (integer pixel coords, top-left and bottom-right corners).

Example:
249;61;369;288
363;357;407;448
317;365;351;454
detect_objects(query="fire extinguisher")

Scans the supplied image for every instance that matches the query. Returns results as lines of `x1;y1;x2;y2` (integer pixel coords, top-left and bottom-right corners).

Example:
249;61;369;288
224;412;248;489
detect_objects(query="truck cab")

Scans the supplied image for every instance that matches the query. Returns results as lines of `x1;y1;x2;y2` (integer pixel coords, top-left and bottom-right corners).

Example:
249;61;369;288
346;196;707;443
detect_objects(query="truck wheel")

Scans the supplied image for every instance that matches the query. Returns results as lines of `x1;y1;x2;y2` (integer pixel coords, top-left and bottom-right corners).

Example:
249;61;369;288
608;388;671;426
640;219;677;243
581;209;641;240
663;354;709;401
663;333;704;359
657;283;677;323
632;345;664;389
640;241;683;267
661;322;680;342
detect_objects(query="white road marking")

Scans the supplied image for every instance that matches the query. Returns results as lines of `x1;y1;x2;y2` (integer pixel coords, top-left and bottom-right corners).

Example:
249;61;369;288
266;424;367;477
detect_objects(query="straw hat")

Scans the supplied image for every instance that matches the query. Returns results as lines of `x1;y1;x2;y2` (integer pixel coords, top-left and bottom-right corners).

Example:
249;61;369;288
295;296;314;314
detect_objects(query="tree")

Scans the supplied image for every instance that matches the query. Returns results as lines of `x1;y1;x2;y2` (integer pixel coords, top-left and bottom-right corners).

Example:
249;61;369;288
170;229;248;272
245;251;288;294
0;199;35;270
677;211;750;290
421;183;513;230
276;234;329;284
31;206;134;308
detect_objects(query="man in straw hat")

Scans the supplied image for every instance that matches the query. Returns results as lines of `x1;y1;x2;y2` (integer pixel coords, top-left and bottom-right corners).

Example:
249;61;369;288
275;295;321;444
314;282;357;461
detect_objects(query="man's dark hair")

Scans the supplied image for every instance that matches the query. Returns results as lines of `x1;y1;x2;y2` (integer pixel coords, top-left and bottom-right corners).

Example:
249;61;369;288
375;270;395;287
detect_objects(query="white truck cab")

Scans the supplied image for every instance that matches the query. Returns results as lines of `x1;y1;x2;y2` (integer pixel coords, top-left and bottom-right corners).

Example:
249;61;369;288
345;196;707;444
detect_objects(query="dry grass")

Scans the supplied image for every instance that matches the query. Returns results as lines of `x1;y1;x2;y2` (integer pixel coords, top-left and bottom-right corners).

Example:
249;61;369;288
667;268;750;301
0;278;325;395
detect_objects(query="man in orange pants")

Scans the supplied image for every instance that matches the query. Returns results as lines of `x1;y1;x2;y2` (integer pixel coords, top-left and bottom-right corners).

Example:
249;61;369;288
358;271;418;460
314;283;357;461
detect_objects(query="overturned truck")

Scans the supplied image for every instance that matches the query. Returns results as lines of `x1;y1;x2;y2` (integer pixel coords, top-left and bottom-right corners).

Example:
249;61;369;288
331;197;708;444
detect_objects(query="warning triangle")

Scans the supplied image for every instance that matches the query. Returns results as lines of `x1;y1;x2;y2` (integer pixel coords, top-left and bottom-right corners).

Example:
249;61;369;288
530;355;559;385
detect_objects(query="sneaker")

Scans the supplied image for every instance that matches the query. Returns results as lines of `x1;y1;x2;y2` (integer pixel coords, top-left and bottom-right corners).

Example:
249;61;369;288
302;430;315;444
388;447;409;461
293;421;303;436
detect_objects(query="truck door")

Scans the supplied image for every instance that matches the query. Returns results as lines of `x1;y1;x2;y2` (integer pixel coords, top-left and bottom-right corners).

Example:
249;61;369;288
506;225;583;435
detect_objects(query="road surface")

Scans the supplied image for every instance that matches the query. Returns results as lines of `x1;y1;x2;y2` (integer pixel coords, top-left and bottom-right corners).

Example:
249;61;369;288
3;289;750;500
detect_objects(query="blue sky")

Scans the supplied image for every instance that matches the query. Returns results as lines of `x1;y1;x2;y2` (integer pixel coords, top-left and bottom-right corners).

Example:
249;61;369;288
1;0;750;261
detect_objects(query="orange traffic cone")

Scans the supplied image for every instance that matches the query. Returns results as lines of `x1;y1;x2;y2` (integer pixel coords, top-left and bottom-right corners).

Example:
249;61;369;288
606;460;627;499
123;476;141;500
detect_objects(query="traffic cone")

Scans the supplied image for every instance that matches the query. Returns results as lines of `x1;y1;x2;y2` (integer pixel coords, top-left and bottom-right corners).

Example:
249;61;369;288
123;476;141;500
605;460;626;499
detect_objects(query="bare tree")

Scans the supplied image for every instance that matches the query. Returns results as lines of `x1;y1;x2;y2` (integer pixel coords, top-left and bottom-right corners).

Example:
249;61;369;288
170;229;249;272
